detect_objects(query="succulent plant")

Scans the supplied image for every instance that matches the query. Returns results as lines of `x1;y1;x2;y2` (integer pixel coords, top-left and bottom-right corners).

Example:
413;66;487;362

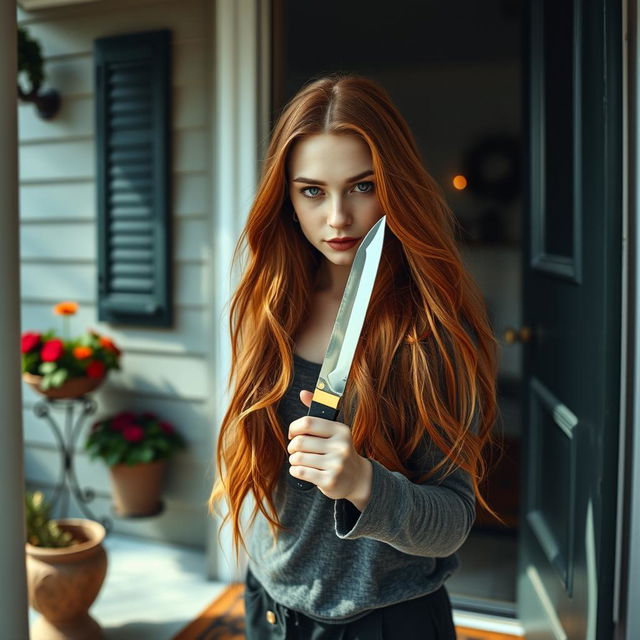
25;491;76;548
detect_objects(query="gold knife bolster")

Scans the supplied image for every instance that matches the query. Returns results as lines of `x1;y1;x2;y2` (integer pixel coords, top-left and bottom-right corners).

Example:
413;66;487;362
312;387;340;409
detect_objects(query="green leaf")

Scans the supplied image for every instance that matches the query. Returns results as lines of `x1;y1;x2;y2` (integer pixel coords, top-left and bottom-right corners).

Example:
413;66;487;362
50;368;68;386
105;450;122;466
85;442;101;458
78;334;91;347
22;352;39;372
140;446;155;463
153;440;170;452
126;447;146;465
39;361;56;375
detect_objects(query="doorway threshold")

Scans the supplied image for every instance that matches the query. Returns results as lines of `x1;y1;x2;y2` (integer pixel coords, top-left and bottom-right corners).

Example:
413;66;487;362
453;608;524;637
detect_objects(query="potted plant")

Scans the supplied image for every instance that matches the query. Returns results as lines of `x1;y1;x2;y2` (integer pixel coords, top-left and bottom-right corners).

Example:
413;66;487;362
25;491;108;640
21;301;122;399
85;411;186;517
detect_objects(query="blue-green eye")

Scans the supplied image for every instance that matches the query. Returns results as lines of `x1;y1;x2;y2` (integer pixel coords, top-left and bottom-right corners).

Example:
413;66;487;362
300;181;374;199
354;181;374;193
301;186;322;198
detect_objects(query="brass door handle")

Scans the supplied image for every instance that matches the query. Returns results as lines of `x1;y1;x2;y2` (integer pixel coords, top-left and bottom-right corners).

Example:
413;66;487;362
503;325;532;344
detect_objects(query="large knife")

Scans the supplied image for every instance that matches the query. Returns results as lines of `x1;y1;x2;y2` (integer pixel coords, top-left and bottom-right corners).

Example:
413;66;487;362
288;215;387;491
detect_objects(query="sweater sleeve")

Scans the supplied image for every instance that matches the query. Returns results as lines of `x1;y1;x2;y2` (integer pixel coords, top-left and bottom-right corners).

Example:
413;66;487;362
335;323;483;558
333;408;479;558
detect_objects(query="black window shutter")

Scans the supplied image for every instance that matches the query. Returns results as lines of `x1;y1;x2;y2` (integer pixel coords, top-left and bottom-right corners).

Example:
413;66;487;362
94;29;173;327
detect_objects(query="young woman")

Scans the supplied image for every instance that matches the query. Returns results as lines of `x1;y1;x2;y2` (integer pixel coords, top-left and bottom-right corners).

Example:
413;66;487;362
209;73;500;639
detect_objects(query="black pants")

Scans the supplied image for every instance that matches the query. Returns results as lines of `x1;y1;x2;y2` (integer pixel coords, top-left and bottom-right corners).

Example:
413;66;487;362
243;567;457;640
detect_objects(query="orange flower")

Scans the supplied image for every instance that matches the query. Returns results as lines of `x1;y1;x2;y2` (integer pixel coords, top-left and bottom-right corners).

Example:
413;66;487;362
73;346;93;359
54;301;78;316
99;336;121;356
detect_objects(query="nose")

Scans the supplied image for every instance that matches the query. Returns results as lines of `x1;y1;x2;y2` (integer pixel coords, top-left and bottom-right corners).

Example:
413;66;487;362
327;195;351;228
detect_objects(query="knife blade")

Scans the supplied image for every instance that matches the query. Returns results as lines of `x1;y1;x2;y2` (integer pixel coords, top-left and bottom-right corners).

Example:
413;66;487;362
288;215;387;491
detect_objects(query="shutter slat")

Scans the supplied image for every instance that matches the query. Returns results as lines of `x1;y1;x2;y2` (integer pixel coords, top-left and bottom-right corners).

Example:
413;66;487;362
110;100;152;115
112;263;154;276
109;166;151;179
110;131;154;146
108;88;151;103
108;147;151;164
110;277;154;292
110;248;154;262
111;113;153;130
109;65;149;87
111;220;153;233
110;237;154;250
111;177;153;191
110;192;153;206
110;208;153;219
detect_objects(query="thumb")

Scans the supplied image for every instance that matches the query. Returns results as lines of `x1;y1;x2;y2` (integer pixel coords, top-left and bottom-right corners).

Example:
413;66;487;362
299;389;314;408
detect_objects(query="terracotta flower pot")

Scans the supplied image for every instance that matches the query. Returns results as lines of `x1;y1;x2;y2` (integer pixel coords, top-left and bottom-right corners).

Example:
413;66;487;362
109;459;167;517
26;519;107;640
22;372;105;399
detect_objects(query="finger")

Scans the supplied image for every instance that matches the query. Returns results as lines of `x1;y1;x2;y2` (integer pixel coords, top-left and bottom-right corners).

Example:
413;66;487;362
288;464;325;486
299;389;313;407
287;434;330;455
289;451;326;470
289;416;336;439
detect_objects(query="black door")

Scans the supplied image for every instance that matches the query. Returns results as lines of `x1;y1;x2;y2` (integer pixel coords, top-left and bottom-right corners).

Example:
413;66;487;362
518;1;623;638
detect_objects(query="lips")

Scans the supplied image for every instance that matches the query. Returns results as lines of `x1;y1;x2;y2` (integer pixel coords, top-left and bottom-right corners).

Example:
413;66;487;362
326;238;359;251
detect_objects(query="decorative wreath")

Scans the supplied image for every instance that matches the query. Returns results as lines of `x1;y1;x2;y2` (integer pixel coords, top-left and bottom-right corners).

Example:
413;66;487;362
462;133;520;203
18;26;45;101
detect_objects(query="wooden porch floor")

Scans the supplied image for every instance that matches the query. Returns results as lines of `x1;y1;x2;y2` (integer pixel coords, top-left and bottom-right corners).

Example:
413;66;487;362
27;532;524;639
174;581;524;639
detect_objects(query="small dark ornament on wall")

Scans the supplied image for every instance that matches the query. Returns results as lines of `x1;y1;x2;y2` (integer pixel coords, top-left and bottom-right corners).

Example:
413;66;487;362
462;133;520;203
18;26;61;120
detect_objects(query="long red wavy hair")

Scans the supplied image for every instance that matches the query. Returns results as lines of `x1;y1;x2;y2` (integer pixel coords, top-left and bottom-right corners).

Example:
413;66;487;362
209;73;501;564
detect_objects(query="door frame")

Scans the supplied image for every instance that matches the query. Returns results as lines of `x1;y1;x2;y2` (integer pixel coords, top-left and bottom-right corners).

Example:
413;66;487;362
207;6;640;638
616;0;640;637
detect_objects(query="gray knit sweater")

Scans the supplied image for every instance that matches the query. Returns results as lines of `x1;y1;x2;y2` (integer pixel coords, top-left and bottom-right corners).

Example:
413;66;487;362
247;352;476;624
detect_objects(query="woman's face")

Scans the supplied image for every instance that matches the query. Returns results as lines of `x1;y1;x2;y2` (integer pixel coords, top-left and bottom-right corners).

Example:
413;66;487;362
287;133;385;270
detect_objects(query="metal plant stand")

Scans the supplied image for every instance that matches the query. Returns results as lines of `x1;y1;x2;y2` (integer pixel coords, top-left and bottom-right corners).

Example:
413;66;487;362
31;394;113;533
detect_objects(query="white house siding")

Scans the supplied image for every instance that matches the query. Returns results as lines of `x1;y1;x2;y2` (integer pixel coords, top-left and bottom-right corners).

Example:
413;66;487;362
17;0;216;548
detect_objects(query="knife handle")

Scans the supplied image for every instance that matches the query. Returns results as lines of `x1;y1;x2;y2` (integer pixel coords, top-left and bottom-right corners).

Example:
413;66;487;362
287;400;340;491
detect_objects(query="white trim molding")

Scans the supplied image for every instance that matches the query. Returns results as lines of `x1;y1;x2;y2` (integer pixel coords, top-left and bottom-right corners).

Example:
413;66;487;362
205;0;271;582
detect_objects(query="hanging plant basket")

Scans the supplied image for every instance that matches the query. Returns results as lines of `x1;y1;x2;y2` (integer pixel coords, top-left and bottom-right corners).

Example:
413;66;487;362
22;372;105;399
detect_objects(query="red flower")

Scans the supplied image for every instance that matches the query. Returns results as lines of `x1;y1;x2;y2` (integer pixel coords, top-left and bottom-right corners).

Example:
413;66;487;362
160;421;174;435
86;360;106;378
122;424;145;443
21;331;41;353
41;339;65;362
111;412;136;431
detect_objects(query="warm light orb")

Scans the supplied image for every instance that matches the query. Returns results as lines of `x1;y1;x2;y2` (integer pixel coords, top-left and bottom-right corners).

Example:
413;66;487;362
452;174;468;190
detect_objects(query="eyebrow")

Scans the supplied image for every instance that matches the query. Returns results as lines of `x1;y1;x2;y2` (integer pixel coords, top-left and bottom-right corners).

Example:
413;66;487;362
291;170;374;186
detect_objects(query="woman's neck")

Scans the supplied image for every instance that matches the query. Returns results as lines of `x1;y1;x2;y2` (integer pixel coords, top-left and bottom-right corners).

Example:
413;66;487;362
315;261;350;300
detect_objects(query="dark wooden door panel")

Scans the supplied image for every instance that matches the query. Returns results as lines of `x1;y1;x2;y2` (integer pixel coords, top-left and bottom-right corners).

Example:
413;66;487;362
518;0;622;638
